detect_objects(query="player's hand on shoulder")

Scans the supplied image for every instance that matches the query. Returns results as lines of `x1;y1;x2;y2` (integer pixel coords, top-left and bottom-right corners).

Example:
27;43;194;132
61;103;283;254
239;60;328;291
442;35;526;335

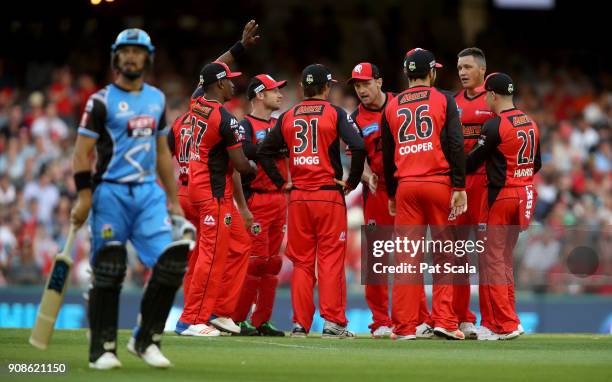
70;193;92;229
241;20;260;48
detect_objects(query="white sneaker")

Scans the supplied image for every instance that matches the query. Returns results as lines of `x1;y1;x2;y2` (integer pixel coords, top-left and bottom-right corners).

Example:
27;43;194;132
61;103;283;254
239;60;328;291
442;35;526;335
89;352;122;370
498;330;521;340
210;317;240;334
416;323;434;339
476;327;520;341
517;324;525;335
433;327;465;340
178;323;221;337
127;338;172;368
391;333;416;340
372;326;393;338
459;322;478;340
322;321;355;339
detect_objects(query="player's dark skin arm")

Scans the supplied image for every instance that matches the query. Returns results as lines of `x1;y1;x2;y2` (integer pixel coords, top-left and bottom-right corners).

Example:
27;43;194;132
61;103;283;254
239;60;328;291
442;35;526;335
257;116;288;189
215;20;260;66
70;134;96;229
229;147;257;175
466;117;501;173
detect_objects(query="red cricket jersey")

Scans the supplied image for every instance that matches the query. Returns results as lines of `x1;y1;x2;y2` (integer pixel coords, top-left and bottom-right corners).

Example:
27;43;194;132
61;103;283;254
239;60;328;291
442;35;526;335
467;108;541;189
350;92;394;189
455;89;495;175
258;99;366;191
240;114;288;193
188;97;245;202
381;86;465;197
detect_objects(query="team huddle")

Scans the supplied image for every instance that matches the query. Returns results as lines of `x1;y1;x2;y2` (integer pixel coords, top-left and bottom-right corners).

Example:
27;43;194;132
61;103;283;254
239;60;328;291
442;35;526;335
69;20;541;369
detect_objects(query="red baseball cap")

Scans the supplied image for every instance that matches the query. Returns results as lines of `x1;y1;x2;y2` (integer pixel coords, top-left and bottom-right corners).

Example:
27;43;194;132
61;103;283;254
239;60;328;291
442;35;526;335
247;74;287;99
348;62;381;83
199;61;242;87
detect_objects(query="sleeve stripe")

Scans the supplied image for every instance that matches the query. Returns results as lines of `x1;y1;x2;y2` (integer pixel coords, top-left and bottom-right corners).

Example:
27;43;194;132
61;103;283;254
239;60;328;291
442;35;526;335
78;127;99;139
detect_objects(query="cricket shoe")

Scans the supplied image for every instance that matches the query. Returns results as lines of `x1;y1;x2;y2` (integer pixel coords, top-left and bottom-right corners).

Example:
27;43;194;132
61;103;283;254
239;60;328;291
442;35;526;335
517;324;525;335
257;321;285;337
290;323;308;338
459;322;478;340
127;337;172;368
433;327;465;340
235;321;259;336
175;321;220;337
478;328;521;341
210;316;240;334
416;323;434;339
322;321;355;339
89;352;122;370
371;325;393;338
390;333;416;340
476;326;498;340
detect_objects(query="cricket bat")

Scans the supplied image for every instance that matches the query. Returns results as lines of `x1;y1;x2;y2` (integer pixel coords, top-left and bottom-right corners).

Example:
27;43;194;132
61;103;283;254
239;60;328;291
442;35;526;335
29;225;78;350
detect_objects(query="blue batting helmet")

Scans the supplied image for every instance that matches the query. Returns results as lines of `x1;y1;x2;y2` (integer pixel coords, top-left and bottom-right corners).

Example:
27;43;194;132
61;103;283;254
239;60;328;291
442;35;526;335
111;28;155;54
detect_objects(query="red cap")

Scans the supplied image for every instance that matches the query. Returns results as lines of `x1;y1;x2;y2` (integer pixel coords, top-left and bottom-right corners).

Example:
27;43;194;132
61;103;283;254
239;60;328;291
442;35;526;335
215;61;242;78
348;62;381;83
247;74;287;99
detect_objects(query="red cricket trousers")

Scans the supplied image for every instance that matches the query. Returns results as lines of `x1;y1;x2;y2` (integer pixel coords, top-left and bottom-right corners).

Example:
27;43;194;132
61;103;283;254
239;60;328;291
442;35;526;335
286;189;348;333
479;187;524;334
232;191;287;327
214;205;251;317
363;186;394;332
392;181;456;336
180;197;232;324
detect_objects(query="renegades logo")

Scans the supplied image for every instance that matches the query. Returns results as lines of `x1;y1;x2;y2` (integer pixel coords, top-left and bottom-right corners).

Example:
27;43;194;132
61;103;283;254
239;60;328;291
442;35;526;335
510;114;532;127
295;104;324;116
398;90;430;105
128;116;156;137
251;223;262;235
224;213;232;226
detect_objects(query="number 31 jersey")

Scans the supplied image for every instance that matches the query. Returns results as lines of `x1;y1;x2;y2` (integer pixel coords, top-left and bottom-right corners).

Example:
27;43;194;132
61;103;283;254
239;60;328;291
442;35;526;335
78;83;168;184
258;99;365;191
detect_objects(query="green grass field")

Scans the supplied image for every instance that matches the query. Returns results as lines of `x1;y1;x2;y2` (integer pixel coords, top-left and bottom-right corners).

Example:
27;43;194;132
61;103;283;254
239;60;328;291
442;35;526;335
1;330;611;381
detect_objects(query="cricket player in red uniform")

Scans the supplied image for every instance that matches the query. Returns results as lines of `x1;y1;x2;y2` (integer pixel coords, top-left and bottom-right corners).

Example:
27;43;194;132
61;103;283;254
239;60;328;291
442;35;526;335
168;23;259;336
381;48;467;340
232;74;289;336
467;73;540;340
453;47;495;338
258;64;366;338
174;61;256;336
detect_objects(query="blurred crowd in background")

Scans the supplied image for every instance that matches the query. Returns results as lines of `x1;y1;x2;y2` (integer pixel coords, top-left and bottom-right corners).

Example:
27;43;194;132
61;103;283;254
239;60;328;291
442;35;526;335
0;1;610;294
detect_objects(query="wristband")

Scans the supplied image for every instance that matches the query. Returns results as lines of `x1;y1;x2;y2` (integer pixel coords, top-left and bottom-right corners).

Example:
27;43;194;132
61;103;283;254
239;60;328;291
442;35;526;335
229;41;246;59
74;171;92;191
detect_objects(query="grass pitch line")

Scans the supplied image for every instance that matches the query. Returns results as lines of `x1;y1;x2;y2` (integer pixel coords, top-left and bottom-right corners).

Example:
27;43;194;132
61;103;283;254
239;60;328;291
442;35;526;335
232;338;340;351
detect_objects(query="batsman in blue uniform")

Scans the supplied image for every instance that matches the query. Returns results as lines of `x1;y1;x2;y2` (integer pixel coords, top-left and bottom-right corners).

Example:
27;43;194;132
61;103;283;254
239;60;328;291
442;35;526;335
71;28;189;369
